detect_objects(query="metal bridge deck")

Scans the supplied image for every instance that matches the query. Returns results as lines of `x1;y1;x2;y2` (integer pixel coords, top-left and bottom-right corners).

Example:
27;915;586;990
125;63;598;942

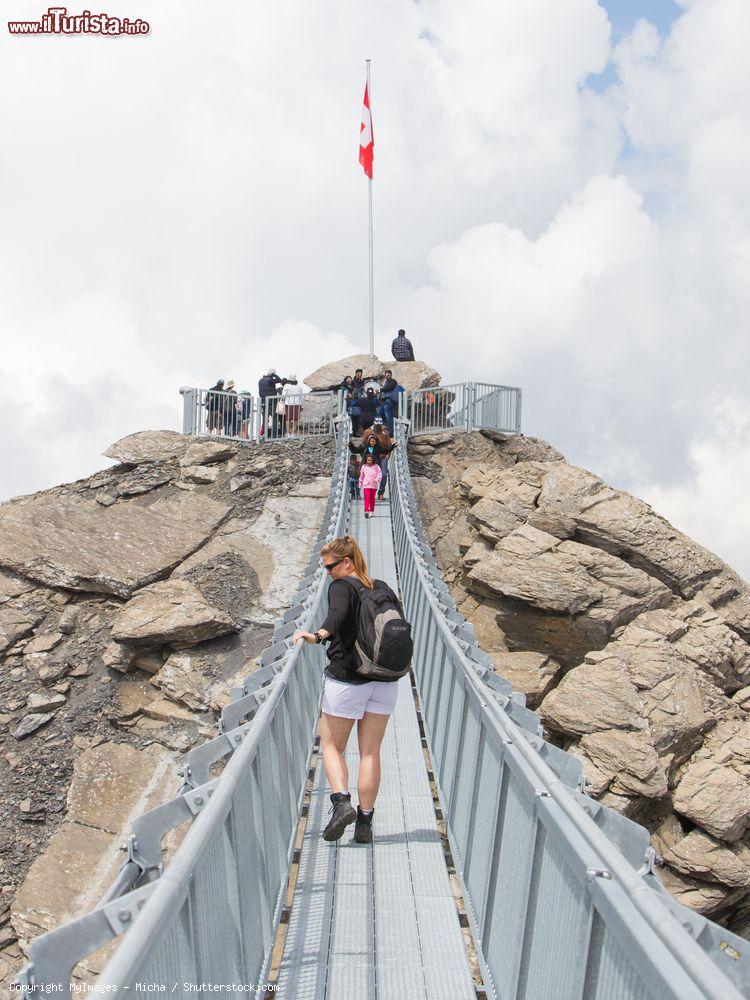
276;499;476;999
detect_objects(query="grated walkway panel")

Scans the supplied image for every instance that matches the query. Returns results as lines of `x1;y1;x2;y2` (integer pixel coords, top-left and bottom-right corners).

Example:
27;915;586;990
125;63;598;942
276;498;475;999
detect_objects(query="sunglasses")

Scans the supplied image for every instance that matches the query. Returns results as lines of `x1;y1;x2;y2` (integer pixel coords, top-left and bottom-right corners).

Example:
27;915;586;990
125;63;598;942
323;558;344;573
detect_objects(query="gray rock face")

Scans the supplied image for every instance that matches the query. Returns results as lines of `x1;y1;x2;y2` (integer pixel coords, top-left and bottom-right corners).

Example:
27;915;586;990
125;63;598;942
173;497;327;624
466;523;671;666
541;604;748;797
111;580;237;647
672;721;750;842
304;354;440;392
410;429;750;929
103;430;187;465
0;494;231;597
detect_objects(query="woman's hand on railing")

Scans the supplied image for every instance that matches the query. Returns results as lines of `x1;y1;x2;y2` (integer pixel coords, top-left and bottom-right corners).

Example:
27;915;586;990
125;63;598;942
292;631;317;644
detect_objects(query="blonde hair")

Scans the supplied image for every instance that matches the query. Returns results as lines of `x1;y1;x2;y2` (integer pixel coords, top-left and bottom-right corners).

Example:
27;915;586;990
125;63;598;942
321;535;374;589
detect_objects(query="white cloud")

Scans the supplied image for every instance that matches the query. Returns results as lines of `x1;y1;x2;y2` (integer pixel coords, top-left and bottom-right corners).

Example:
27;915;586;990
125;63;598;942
642;397;750;570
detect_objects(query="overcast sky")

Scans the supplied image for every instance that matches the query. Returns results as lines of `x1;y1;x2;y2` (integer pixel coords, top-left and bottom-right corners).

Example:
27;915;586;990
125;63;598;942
1;0;748;579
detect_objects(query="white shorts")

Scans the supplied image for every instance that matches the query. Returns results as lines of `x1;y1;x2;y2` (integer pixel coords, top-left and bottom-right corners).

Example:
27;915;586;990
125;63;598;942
321;674;400;720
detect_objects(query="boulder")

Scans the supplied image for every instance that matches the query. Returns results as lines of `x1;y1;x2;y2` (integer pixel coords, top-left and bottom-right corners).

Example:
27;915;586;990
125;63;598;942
492;651;560;708
11;712;54;739
657;866;747;919
529;462;741;605
101;640;136;673
111;579;236;647
673;720;750;842
466;524;670;665
540;655;646;737
150;651;211;712
663;830;750;888
180;465;221;485
24;631;64;654
103;430;187;465
142;695;201;724
304;354;440;392
0;494;231;598
540;606;738;778
454;458;750;641
578;729;668;798
288;477;332;499
180;440;237;467
0;568;36;602
0;604;44;654
26;692;66;713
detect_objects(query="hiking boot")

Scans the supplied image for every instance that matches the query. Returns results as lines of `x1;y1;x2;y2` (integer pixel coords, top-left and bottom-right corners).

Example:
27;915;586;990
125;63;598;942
354;806;374;844
323;792;356;841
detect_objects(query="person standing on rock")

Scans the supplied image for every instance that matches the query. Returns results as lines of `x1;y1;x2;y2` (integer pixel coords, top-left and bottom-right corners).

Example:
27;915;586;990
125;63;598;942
391;328;414;361
351;368;365;397
292;535;402;843
376;369;399;435
359;452;382;518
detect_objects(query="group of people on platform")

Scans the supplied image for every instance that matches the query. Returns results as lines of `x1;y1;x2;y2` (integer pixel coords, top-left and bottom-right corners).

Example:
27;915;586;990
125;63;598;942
203;329;417;443
204;370;303;438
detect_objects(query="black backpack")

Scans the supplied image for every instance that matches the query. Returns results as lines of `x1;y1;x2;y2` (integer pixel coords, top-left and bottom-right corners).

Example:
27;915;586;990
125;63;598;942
343;578;413;680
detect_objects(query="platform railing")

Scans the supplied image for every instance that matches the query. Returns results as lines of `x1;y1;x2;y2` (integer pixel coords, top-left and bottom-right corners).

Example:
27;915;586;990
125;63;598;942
402;381;522;436
179;387;337;443
390;416;749;1000
180;381;522;444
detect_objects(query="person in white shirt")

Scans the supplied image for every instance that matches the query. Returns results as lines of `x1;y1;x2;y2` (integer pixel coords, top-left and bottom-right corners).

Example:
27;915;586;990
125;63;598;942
281;374;304;436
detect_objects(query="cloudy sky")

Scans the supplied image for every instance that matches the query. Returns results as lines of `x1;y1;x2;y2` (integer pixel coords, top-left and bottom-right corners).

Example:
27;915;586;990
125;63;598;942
1;0;748;578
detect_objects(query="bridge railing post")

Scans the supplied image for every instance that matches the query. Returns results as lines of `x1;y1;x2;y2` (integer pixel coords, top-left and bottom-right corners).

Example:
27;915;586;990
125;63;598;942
179;387;199;436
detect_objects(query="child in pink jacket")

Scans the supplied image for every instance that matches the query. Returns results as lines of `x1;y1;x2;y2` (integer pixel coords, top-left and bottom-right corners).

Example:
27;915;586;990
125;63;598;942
359;452;382;518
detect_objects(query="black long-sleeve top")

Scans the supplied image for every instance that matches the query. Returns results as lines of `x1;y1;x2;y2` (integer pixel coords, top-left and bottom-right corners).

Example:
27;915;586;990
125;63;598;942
318;578;370;685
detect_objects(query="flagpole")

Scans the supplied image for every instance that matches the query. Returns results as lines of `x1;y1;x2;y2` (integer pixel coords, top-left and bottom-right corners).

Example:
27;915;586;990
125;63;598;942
366;59;374;360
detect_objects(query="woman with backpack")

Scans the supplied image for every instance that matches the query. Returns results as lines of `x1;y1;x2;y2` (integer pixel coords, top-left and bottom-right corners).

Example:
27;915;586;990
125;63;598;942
293;535;412;844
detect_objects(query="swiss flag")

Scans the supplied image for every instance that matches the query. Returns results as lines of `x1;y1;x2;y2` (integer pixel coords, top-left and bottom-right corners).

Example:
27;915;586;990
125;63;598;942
359;82;374;179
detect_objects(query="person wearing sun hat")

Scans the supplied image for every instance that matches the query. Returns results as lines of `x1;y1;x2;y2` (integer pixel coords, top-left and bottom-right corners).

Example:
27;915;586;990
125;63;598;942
222;379;238;436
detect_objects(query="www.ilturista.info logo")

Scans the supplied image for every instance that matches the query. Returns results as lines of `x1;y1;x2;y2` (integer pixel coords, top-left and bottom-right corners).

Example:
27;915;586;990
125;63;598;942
8;7;149;34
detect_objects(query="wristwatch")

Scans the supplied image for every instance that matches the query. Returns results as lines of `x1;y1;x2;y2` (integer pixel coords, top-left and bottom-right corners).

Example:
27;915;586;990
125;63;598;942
314;631;324;643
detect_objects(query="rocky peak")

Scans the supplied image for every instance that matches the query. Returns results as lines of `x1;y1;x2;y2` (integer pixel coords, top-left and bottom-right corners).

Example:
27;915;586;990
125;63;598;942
410;428;750;936
0;429;335;986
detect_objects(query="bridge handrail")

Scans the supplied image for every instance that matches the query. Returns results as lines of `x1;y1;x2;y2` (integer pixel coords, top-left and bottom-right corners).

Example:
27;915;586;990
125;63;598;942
18;419;351;995
390;417;749;1000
